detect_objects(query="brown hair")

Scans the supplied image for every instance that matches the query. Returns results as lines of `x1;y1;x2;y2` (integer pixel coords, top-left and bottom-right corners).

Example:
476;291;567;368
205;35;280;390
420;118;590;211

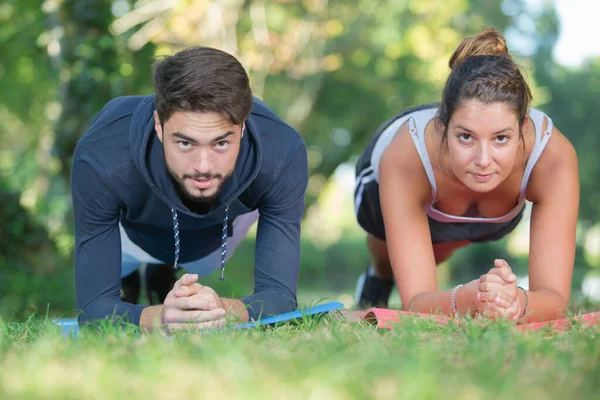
438;27;532;148
153;47;253;125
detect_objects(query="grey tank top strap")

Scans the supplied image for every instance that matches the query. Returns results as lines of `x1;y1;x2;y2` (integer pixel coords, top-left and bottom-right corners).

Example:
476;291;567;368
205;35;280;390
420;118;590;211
407;106;554;224
407;109;439;202
519;108;554;198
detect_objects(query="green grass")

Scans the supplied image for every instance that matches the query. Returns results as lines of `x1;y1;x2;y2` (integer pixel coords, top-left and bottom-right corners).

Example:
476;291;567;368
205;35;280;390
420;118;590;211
1;310;599;400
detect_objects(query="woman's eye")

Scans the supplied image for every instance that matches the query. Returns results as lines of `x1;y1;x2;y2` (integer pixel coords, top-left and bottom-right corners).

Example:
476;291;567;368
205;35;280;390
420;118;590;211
496;135;509;143
458;133;472;142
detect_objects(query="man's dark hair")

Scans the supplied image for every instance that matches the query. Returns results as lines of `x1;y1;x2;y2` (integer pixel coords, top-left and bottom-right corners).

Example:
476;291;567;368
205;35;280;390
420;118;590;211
153;47;253;125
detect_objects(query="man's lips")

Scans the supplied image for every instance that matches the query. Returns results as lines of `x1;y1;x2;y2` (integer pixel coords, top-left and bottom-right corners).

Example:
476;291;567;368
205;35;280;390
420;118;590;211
189;177;215;189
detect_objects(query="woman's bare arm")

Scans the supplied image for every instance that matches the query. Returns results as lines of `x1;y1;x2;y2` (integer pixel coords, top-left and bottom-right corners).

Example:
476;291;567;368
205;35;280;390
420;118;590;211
523;125;579;322
379;125;480;315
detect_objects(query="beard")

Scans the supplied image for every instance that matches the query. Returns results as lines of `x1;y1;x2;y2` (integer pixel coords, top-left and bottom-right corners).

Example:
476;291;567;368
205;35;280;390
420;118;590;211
168;167;233;214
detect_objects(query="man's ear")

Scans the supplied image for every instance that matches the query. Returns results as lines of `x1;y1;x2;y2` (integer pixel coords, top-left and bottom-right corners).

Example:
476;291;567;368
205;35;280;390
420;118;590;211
154;111;163;142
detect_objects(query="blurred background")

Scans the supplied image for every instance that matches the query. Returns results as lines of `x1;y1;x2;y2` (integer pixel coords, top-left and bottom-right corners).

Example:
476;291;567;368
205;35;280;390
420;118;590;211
2;0;599;319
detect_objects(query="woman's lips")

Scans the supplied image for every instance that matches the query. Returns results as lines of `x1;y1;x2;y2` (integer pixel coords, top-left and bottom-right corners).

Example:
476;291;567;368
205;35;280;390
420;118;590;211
471;173;493;182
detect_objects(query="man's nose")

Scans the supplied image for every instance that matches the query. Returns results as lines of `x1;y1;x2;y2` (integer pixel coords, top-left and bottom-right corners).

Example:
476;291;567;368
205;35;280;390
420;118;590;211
193;149;214;174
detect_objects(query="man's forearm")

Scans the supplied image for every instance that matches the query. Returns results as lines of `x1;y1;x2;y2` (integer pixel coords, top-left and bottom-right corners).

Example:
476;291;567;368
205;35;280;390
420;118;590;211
139;305;164;331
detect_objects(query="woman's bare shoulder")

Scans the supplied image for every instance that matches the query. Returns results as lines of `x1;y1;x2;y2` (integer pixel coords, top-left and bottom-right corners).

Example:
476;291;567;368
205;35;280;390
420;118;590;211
526;124;578;203
380;122;432;204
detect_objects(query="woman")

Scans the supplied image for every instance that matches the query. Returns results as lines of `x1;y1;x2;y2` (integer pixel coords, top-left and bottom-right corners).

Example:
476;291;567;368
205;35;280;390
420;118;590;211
353;27;579;322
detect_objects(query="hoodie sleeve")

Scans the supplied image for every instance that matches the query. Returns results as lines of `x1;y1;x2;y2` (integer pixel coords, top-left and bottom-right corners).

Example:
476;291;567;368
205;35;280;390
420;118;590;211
72;144;147;326
241;144;308;320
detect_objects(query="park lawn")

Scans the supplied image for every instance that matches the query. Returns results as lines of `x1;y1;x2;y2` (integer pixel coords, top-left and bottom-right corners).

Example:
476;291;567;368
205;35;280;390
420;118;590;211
0;312;599;400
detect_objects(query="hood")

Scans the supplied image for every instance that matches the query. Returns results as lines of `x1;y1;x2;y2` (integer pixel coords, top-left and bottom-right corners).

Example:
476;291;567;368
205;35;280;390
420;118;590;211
129;95;262;218
128;95;262;279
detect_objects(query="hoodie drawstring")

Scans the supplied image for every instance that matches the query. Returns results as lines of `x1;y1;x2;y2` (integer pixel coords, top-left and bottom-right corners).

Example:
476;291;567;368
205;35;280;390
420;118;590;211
171;209;180;270
170;206;230;281
219;206;229;281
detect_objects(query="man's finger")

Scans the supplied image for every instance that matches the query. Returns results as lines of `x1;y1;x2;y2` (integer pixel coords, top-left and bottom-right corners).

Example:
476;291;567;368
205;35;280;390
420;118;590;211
163;308;226;324
175;283;204;297
165;294;217;311
173;273;199;291
167;318;227;332
181;273;199;286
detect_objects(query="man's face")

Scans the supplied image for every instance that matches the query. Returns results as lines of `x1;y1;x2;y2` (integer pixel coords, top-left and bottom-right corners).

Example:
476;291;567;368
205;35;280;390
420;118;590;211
155;110;244;207
446;100;523;193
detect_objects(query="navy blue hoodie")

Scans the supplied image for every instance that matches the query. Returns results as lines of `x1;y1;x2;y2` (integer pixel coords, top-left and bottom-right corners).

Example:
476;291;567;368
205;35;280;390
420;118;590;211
72;95;308;326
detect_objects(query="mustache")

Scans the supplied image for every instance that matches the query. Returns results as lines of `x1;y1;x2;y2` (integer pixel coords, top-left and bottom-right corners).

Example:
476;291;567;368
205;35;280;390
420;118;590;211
184;173;222;180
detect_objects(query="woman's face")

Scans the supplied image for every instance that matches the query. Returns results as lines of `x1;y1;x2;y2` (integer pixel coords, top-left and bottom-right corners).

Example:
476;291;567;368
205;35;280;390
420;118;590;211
446;100;522;193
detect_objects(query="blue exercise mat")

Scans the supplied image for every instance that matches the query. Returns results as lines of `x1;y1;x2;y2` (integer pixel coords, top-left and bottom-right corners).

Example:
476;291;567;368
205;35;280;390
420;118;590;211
56;301;344;336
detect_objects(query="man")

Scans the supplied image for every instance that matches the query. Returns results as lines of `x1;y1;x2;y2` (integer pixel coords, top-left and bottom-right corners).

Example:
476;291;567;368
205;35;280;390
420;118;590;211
72;47;308;330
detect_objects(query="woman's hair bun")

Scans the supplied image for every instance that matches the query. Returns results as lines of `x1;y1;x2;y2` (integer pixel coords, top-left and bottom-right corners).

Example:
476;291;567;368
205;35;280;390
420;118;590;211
448;26;509;70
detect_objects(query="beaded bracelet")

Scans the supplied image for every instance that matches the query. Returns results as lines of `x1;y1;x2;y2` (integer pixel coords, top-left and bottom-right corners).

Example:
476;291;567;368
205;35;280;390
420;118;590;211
451;284;463;316
518;286;528;320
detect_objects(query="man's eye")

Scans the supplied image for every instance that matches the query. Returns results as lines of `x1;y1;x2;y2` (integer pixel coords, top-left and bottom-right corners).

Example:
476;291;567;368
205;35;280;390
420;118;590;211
177;141;191;149
216;141;229;149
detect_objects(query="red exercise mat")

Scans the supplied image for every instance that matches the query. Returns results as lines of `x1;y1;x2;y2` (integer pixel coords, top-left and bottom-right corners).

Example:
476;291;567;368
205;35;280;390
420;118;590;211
340;308;600;332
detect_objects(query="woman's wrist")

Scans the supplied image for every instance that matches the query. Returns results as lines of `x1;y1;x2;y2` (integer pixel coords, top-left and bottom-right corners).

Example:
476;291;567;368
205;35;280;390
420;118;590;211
454;279;480;317
516;287;528;322
451;284;463;316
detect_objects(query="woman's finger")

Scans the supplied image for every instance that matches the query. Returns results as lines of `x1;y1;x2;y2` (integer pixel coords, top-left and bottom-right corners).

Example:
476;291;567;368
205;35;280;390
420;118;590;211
480;302;514;320
479;273;505;285
477;291;513;308
489;264;516;283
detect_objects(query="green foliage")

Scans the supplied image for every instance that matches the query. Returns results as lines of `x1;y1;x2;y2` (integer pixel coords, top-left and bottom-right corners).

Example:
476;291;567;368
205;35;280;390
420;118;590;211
191;236;371;301
1;0;599;319
0;191;74;320
534;58;600;223
53;0;156;181
261;0;532;203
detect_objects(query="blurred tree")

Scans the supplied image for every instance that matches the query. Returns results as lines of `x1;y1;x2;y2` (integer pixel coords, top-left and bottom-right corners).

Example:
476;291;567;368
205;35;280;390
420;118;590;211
2;0;597;316
0;190;74;319
53;0;156;183
110;0;539;205
530;7;600;225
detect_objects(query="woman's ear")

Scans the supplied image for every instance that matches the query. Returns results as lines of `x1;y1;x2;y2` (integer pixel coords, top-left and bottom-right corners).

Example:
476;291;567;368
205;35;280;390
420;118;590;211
521;115;530;132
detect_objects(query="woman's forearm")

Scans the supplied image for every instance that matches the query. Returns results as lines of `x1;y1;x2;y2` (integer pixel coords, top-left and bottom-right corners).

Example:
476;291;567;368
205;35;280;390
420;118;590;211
406;280;479;317
406;284;568;322
517;288;568;323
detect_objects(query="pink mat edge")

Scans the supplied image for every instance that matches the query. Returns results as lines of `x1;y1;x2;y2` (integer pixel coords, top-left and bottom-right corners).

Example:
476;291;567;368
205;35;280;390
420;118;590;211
335;309;600;331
